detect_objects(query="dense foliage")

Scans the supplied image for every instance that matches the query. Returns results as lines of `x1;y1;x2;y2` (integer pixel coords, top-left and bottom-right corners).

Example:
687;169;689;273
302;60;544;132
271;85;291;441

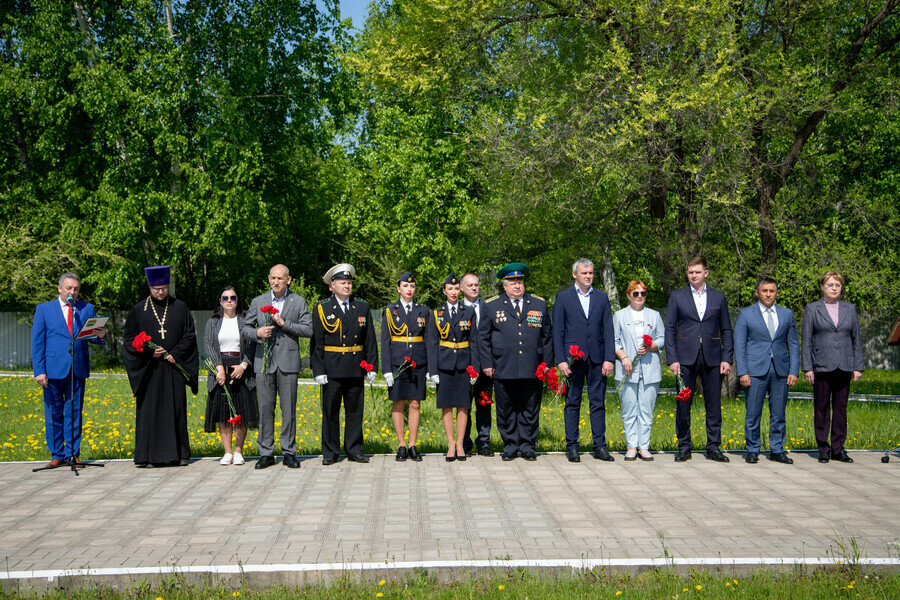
2;1;898;315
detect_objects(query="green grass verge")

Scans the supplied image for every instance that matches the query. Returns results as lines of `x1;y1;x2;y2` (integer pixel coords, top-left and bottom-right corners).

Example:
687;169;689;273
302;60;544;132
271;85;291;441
1;371;898;462
1;569;897;599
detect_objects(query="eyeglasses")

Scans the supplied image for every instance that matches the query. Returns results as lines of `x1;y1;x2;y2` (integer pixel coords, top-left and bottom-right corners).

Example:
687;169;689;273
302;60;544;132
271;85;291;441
221;295;237;302
631;291;647;298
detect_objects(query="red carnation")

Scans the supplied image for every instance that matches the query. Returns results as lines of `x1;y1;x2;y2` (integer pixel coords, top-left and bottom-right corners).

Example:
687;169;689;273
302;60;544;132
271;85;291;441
403;357;416;369
676;388;692;402
478;391;494;406
569;344;580;356
131;331;152;352
642;334;654;348
260;305;279;315
466;365;479;378
227;414;242;426
360;360;374;372
535;362;548;381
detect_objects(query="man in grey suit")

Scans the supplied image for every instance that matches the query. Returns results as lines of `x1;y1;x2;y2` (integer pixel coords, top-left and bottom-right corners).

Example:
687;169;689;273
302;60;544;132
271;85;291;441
242;264;313;469
734;277;800;465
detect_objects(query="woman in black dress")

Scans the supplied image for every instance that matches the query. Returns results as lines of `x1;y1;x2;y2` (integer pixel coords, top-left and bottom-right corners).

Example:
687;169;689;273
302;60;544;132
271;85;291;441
427;274;481;461
204;286;259;465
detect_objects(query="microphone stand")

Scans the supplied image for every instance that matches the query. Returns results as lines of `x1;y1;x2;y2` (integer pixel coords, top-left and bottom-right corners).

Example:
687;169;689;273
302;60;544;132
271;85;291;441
33;299;103;476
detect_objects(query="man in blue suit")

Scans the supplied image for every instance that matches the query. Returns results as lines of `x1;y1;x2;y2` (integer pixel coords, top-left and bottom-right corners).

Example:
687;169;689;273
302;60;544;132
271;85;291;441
32;273;106;467
552;258;616;462
665;256;733;462
734;277;800;464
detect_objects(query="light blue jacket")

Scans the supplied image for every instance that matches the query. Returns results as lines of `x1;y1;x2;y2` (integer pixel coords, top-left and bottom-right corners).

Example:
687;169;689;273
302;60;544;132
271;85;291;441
613;306;665;384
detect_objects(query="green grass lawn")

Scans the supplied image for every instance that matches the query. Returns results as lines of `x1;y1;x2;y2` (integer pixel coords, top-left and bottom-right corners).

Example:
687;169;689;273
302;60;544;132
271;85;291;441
1;371;898;462
0;569;896;599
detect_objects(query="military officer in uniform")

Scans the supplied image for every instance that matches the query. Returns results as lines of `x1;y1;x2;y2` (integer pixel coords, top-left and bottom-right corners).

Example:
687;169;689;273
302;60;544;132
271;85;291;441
478;263;553;461
380;271;431;462
310;264;378;465
428;273;480;461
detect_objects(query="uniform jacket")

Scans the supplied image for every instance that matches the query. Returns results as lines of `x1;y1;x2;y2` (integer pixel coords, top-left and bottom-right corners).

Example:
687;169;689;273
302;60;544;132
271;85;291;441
551;285;615;365
32;299;104;380
380;300;430;372
241;290;313;374
664;285;733;366
310;296;378;378
800;299;864;373
478;292;553;379
205;314;257;393
427;303;480;373
734;303;800;378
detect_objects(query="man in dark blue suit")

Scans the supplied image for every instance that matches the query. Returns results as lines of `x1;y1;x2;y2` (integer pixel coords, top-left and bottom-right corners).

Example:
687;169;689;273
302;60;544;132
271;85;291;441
551;258;615;462
32;272;106;467
664;256;733;462
734;277;800;464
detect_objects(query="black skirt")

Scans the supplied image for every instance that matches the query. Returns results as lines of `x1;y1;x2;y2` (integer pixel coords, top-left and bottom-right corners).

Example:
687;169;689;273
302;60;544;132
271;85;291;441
204;355;259;431
388;365;427;401
435;369;472;409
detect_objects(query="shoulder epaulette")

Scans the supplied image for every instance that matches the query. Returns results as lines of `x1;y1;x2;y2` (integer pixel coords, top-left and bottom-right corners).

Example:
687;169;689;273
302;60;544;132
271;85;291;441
354;298;370;306
531;294;545;301
317;299;330;305
485;295;500;303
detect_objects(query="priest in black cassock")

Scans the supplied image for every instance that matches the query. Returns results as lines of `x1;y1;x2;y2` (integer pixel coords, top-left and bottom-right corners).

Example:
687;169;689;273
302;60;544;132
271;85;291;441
123;266;199;467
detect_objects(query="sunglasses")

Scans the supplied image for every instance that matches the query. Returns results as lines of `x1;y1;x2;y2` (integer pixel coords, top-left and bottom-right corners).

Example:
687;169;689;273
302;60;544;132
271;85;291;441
221;295;238;302
631;291;647;298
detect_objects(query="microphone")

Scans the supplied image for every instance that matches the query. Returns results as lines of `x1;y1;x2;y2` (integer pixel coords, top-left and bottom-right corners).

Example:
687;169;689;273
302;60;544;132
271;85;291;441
66;295;75;307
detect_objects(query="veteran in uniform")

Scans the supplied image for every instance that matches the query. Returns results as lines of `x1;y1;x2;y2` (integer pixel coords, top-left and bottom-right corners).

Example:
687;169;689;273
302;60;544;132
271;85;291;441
380;271;431;461
427;273;480;461
478;263;553;461
310;264;378;465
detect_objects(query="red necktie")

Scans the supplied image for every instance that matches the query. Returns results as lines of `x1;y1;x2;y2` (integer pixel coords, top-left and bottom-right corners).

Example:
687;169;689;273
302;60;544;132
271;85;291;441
67;305;73;335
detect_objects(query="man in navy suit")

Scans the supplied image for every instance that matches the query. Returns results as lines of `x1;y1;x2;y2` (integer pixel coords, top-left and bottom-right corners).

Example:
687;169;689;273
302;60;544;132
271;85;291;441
665;256;733;462
734;277;800;464
552;258;616;462
460;272;495;457
32;272;106;467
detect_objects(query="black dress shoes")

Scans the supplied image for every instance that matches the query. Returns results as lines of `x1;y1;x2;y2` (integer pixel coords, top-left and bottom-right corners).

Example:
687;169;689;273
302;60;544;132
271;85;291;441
445;454;456;462
522;450;537;461
566;448;581;462
836;449;854;463
501;451;516;461
408;445;423;461
768;452;793;464
477;447;495;457
705;448;730;462
283;454;301;468
674;448;692;462
347;453;369;463
745;452;759;464
322;456;337;466
178;458;190;466
255;455;275;469
593;447;614;461
817;451;831;463
456;451;467;462
395;446;408;461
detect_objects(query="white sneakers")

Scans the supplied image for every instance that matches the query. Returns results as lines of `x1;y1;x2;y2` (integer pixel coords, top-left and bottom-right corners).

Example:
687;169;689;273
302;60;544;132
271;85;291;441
232;452;245;465
219;453;233;465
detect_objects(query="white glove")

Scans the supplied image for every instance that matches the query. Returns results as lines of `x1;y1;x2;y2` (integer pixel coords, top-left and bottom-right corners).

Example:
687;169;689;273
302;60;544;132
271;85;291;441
430;374;440;385
383;372;394;387
314;375;328;385
366;371;377;384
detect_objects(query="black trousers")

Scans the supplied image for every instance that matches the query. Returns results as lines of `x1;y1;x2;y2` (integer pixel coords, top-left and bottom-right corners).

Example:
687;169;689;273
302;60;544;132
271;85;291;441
321;377;365;460
463;376;494;452
494;378;542;454
675;358;723;451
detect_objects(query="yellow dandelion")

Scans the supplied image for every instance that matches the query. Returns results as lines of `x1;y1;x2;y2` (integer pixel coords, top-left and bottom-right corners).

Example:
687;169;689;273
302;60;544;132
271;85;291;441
696;584;702;590
498;585;505;590
379;580;385;586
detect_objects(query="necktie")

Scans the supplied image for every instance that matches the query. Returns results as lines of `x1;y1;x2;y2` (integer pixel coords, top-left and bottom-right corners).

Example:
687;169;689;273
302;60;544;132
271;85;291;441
342;301;349;314
766;308;776;338
66;305;73;335
451;305;457;319
405;304;410;316
514;300;521;317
